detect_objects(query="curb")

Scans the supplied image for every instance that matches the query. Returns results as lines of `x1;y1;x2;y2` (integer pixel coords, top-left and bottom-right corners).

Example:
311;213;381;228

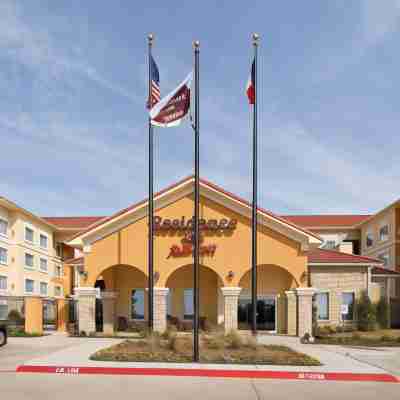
16;365;399;383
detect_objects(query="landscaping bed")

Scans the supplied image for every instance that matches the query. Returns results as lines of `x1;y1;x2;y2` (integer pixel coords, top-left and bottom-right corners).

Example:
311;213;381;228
314;329;400;347
8;328;45;337
90;331;321;366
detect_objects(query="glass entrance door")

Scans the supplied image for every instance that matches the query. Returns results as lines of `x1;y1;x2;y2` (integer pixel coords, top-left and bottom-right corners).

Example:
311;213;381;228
238;296;276;331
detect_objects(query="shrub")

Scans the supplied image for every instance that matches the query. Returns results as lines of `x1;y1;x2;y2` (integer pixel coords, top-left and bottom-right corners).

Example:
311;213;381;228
161;325;178;340
352;333;362;340
327;325;337;334
356;290;377;332
316;326;331;337
205;332;225;350
225;330;243;349
8;309;23;322
245;335;258;350
376;297;390;329
381;334;395;342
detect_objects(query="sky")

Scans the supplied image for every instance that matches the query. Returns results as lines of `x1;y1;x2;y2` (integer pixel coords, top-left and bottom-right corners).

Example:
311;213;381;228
1;0;400;217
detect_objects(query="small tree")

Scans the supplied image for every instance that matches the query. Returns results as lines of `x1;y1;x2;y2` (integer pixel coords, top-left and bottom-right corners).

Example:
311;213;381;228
376;297;390;329
356;290;377;331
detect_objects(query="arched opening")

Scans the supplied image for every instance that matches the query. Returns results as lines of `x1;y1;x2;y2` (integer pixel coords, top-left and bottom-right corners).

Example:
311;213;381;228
238;264;297;331
165;264;223;330
93;264;148;332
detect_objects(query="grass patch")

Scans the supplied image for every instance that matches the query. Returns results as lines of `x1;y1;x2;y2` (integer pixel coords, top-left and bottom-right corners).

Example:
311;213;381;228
8;329;44;337
90;331;320;366
315;329;400;347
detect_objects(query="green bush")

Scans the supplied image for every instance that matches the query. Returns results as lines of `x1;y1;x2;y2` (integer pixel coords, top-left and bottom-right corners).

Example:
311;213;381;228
356;291;377;331
225;330;243;349
8;309;24;322
376;297;390;329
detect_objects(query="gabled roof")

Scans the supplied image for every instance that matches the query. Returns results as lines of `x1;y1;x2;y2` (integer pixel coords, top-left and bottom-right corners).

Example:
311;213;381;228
281;215;371;229
43;216;106;230
67;175;322;246
307;248;382;265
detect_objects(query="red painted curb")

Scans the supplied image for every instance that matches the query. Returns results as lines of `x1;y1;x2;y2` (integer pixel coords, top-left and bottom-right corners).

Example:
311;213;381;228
16;365;399;383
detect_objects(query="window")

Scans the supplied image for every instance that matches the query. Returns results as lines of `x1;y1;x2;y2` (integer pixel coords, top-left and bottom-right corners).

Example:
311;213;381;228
40;282;48;296
25;226;34;243
378;252;390;268
0;275;7;290
366;231;373;247
0;219;8;236
25;279;34;294
131;289;144;319
40;258;48;272
183;289;194;320
54;286;62;297
324;240;336;250
0;301;7;320
0;247;8;265
316;293;329;320
56;243;63;258
379;225;389;242
40;234;48;249
342;292;355;321
25;253;34;268
55;265;62;278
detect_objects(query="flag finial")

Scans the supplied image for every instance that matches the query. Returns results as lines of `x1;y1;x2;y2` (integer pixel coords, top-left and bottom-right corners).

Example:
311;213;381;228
148;33;154;44
193;40;200;49
252;33;260;45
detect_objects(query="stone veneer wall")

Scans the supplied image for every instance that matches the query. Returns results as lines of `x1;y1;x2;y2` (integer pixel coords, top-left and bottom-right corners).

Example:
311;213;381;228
309;265;368;327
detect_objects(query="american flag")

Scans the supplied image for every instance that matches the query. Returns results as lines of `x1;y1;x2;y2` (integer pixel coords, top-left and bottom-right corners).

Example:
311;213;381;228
147;55;160;109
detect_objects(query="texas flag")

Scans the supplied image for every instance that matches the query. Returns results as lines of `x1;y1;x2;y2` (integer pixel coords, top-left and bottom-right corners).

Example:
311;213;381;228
246;60;255;105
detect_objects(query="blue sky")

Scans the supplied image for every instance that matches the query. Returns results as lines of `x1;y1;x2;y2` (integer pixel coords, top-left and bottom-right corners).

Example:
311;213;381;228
1;0;400;217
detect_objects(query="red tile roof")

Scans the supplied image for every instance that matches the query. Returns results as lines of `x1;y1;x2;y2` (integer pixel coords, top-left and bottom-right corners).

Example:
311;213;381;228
307;248;382;264
280;215;371;228
42;216;105;229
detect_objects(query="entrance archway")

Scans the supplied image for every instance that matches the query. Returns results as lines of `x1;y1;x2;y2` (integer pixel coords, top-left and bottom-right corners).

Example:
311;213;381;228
165;264;223;329
238;264;297;331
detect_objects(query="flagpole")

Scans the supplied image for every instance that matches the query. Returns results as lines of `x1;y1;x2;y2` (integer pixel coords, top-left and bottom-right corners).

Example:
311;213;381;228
251;33;259;335
193;40;200;362
148;33;154;332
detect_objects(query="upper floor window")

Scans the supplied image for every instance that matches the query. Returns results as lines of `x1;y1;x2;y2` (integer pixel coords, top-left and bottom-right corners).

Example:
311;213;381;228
25;227;34;243
0;219;8;237
56;243;63;258
324;240;336;250
25;253;34;268
54;286;62;297
55;265;62;278
366;231;373;248
378;252;390;268
40;282;48;296
40;234;48;249
25;279;34;294
0;247;8;265
0;275;7;291
379;225;389;242
40;258;48;272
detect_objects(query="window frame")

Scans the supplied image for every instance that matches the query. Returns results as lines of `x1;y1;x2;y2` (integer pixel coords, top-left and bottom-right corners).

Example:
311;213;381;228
25;279;35;294
24;252;35;269
341;292;355;321
0;218;8;237
40;281;48;296
39;233;48;250
24;225;35;244
0;275;7;291
0;247;8;266
130;289;145;320
55;264;63;278
366;230;374;248
316;292;329;321
39;257;48;273
183;288;194;320
379;224;389;242
54;285;62;297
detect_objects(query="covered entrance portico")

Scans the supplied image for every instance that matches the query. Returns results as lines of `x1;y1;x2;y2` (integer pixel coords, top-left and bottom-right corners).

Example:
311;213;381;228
68;177;322;337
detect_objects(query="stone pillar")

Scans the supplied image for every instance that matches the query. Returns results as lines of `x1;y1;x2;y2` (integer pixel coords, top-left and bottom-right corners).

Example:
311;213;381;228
153;287;169;333
76;287;97;335
25;297;43;335
57;298;68;332
101;291;118;335
221;287;242;333
296;288;316;338
276;294;287;334
285;290;297;336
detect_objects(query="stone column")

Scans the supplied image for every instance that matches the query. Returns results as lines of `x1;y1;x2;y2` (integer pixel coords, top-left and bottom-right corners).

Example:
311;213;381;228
221;287;242;333
101;291;118;335
25;296;43;335
76;287;97;335
285;290;297;336
153;287;169;333
296;288;316;338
